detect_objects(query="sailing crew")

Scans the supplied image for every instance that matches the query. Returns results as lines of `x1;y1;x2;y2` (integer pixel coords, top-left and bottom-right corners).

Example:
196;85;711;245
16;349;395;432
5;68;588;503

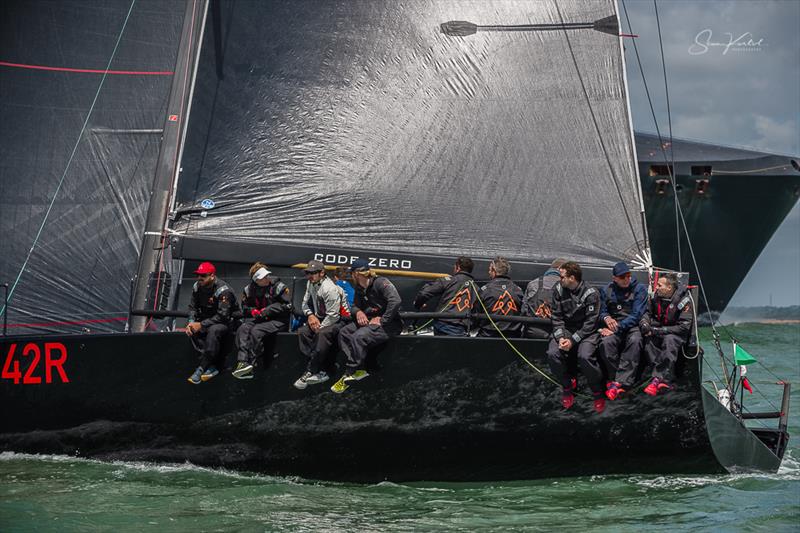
521;258;566;338
333;266;355;307
331;259;403;393
597;261;648;401
639;273;693;396
186;261;238;385
294;260;350;390
476;257;523;337
413;256;477;336
546;261;606;413
232;262;292;380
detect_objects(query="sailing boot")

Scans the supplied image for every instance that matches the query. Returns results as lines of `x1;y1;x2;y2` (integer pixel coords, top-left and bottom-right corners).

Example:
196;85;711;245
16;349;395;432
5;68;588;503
594;397;606;414
644;377;661;396
606;381;622;401
561;389;575;410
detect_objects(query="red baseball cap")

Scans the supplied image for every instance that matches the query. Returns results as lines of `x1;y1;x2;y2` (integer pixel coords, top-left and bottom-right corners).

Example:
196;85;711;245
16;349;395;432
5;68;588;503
194;261;216;275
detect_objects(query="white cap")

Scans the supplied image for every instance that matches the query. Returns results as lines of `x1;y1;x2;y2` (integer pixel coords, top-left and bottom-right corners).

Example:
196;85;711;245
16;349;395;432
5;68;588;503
252;267;271;282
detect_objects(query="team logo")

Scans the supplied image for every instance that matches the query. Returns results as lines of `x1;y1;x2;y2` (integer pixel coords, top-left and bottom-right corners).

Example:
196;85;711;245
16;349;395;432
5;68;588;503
491;290;519;315
449;287;473;312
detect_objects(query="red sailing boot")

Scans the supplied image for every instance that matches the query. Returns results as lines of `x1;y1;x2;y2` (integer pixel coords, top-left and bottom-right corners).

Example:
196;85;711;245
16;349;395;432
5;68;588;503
594;397;606;414
562;390;575;410
605;381;621;401
644;377;661;396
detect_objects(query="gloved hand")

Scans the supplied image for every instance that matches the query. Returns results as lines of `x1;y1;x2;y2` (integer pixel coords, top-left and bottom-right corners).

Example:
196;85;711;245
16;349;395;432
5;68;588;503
651;327;667;336
639;321;652;336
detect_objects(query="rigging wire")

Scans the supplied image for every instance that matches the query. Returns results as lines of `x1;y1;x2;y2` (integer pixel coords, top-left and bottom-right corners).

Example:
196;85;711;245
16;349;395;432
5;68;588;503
0;0;139;320
624;1;788;418
653;0;681;271
619;0;734;369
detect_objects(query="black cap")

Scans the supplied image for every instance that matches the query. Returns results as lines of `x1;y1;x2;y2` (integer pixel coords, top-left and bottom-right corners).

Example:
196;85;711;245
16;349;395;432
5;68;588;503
303;259;325;273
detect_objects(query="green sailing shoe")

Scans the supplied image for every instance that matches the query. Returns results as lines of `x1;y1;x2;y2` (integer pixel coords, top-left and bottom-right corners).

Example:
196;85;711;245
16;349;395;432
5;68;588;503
343;370;369;383
330;376;350;394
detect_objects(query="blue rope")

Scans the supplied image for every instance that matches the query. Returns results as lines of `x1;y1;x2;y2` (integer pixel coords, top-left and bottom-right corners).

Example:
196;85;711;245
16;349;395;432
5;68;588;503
0;0;138;319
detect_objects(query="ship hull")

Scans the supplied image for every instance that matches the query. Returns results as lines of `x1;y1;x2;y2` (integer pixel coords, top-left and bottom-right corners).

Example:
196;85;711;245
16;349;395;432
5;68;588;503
0;331;782;481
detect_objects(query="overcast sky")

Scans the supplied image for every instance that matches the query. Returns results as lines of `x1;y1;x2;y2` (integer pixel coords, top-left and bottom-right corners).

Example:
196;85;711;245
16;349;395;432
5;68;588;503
621;0;800;307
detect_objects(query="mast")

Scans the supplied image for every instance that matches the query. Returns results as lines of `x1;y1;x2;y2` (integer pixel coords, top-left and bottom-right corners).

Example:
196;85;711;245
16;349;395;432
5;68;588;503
130;0;208;332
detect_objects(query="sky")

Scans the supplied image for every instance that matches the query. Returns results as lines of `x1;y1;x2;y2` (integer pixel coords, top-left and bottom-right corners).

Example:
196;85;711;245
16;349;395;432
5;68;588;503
621;0;800;307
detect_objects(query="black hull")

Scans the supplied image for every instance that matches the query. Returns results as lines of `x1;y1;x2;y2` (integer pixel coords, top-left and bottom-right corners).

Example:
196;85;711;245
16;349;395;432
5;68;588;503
0;332;782;481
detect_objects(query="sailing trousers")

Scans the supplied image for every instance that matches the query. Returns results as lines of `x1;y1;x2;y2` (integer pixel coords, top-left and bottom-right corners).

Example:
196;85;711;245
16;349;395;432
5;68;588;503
193;323;230;370
235;319;288;364
598;328;643;388
433;320;468;336
547;333;603;397
338;323;391;373
297;321;345;374
644;333;685;384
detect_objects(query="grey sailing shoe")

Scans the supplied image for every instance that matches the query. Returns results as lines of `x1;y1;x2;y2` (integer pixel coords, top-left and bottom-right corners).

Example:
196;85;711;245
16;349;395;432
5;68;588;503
200;366;219;382
188;367;203;385
232;362;254;379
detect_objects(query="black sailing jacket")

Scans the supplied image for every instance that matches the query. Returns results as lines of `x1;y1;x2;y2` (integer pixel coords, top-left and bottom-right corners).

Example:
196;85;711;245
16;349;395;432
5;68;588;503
413;271;477;329
240;276;292;323
188;277;237;328
641;287;693;339
352;276;403;334
477;275;524;336
550;281;601;343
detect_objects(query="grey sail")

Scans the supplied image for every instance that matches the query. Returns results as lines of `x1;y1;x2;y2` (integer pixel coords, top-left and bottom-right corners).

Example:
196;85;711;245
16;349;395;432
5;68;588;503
175;0;647;266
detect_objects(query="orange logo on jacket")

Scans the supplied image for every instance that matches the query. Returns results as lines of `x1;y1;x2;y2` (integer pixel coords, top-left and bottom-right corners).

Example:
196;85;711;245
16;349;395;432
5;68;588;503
491;290;519;315
449;287;473;312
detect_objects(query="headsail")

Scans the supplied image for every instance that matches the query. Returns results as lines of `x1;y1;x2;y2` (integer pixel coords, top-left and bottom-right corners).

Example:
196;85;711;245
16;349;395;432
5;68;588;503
176;0;647;265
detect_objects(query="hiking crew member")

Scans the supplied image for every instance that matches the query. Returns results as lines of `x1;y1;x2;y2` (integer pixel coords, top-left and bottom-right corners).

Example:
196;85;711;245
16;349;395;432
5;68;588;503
477;257;523;337
294;260;350;389
186;261;238;384
546;261;606;413
597;261;648;400
640;273;693;396
333;266;355;307
331;259;403;394
413;256;476;336
521;258;565;338
232;262;292;380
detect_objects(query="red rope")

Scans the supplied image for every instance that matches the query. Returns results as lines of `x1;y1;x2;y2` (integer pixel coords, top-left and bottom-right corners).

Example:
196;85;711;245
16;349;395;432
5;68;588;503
0;60;173;76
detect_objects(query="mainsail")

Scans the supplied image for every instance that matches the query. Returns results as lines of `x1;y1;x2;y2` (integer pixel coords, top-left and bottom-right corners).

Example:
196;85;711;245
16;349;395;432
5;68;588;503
175;0;648;265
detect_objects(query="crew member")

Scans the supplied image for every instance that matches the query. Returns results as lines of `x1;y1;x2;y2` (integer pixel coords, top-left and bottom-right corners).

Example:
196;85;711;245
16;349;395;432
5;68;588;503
333;266;355;307
597;261;648;400
521;258;566;338
186;261;237;384
640;272;693;396
476;257;523;337
294;260;350;389
413;256;476;336
331;259;403;393
546;261;605;413
232;262;292;380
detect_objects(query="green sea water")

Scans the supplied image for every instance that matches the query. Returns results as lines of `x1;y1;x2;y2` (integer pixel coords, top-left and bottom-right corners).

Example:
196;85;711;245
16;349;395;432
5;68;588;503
1;324;798;532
